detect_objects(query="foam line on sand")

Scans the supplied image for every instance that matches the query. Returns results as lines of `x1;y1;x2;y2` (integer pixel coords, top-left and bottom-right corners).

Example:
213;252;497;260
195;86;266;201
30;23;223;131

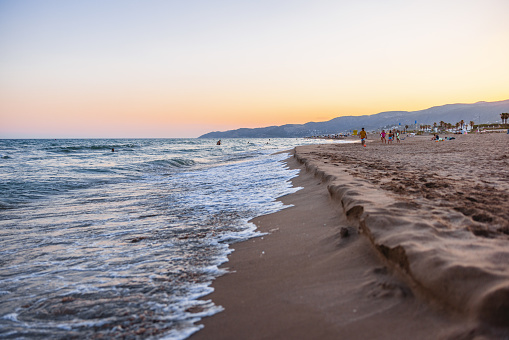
193;133;508;339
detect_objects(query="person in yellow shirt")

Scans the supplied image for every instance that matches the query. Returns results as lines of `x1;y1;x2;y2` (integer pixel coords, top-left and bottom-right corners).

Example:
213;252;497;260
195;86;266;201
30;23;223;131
359;128;367;147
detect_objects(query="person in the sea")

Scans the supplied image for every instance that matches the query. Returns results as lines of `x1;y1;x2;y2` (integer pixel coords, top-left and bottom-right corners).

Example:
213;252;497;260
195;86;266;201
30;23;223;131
359;128;367;147
216;140;221;145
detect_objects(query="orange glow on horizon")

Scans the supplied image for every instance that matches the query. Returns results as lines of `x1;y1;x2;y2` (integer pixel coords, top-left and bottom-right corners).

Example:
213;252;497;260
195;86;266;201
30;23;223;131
1;1;508;138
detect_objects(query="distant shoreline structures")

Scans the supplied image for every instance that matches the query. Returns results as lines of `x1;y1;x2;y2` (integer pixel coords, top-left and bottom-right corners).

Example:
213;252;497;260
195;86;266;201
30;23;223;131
306;133;350;140
199;99;509;139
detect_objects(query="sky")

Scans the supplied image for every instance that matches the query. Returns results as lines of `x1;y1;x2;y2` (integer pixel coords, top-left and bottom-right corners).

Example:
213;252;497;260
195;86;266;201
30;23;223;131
1;0;508;138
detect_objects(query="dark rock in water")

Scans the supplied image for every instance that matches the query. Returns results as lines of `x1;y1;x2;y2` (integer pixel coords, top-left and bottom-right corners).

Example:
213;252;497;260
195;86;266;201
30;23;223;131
130;236;147;243
340;227;349;238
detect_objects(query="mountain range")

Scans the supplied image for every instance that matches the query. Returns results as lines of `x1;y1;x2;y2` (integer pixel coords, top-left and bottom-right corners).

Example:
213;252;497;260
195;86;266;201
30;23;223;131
199;99;509;138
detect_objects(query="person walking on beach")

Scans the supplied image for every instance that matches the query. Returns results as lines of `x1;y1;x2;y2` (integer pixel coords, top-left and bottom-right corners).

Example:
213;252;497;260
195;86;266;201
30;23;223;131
381;130;386;144
359;128;367;147
388;130;393;144
396;130;401;143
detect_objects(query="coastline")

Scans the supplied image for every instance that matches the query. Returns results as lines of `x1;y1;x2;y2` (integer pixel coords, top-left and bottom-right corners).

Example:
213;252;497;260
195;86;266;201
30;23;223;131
192;133;509;339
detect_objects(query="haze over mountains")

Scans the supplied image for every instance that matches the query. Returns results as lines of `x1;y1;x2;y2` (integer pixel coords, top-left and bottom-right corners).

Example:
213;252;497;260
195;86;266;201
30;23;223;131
199;99;509;138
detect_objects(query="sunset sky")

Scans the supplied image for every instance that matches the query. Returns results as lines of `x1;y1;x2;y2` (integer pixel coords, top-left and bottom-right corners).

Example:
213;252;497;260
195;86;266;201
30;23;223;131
1;0;508;138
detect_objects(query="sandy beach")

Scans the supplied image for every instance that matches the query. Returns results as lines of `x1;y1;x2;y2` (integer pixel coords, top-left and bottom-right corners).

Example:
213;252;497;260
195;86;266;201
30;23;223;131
192;133;509;339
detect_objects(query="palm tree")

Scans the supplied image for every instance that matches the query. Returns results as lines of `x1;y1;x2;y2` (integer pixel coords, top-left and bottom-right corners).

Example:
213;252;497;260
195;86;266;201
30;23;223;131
501;113;509;124
460;120;465;130
405;125;409;133
439;121;445;131
455;122;460;132
470;121;475;130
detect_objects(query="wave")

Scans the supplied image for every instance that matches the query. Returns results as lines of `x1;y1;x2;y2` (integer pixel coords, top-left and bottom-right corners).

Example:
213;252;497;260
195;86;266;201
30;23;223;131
145;158;196;168
45;144;140;153
90;144;139;150
0;200;15;210
76;168;115;174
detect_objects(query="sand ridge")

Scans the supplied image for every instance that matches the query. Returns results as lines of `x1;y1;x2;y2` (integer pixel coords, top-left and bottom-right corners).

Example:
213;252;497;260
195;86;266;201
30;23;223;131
294;133;509;327
193;157;467;339
193;133;508;339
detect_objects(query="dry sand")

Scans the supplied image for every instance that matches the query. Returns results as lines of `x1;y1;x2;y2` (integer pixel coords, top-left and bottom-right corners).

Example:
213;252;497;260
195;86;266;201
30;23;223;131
192;133;509;339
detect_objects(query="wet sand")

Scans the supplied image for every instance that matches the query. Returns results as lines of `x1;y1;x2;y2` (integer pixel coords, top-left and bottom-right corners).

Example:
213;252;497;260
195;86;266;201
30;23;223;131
192;133;509;339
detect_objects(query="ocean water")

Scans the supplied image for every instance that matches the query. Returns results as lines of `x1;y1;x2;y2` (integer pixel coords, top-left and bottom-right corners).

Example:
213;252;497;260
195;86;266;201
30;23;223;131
0;138;348;339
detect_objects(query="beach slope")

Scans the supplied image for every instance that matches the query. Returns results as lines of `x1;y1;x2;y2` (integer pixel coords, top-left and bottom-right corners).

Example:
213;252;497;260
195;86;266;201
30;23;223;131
193;133;509;339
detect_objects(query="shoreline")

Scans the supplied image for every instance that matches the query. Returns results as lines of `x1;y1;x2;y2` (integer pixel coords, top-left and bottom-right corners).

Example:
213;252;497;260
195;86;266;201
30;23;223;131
192;133;509;339
294;134;509;326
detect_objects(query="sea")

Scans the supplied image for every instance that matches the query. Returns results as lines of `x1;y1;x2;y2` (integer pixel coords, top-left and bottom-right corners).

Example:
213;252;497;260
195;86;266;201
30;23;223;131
0;138;348;339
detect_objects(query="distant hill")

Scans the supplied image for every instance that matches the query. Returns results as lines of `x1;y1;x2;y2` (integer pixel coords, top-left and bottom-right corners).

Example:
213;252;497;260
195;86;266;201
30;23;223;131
198;99;509;138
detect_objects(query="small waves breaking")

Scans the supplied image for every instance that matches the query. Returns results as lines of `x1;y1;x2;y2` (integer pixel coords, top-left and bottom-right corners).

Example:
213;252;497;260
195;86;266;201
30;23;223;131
0;138;345;339
145;158;196;169
44;142;141;154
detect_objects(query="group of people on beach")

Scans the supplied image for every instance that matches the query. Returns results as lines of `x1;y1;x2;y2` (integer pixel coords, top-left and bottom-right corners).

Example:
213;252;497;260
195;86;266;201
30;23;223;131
380;130;401;144
431;134;456;141
358;128;404;147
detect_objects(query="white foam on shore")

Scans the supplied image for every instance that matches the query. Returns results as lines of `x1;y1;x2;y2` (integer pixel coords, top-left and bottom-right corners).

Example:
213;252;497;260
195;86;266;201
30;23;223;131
0;138;318;339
